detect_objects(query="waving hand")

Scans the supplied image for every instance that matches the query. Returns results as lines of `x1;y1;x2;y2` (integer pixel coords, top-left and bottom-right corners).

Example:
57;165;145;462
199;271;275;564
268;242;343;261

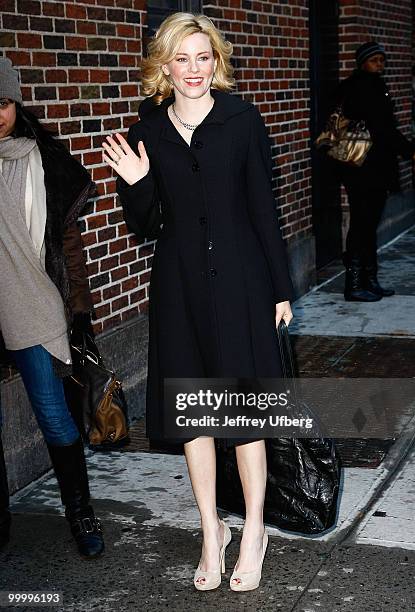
102;133;150;185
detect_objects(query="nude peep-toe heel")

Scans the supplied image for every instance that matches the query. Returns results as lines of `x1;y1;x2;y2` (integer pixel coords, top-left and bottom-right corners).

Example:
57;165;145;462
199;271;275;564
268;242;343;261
230;531;269;592
193;520;232;591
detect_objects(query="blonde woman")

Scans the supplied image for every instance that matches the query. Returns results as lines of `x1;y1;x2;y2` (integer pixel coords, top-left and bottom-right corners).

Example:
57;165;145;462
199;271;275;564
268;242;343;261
103;13;293;591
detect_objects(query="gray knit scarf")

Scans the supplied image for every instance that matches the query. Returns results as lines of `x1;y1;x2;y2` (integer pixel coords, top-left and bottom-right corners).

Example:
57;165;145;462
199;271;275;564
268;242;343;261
0;136;36;207
0;135;70;355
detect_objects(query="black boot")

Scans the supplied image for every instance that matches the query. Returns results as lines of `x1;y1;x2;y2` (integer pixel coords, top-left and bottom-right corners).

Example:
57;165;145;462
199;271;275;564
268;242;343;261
47;438;104;559
343;254;382;302
0;437;11;550
363;257;395;297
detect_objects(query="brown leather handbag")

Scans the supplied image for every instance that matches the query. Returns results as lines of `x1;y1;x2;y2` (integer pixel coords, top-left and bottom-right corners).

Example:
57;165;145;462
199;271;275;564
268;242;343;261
65;332;130;451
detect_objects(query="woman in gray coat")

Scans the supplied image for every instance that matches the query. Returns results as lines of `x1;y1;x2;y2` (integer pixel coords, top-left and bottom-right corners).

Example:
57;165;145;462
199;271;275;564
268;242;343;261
104;13;293;592
0;58;104;559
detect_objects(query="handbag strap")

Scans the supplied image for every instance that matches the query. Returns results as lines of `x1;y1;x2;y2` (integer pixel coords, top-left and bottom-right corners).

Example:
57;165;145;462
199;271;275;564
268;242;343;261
276;319;297;379
70;329;102;366
277;319;306;412
277;322;335;443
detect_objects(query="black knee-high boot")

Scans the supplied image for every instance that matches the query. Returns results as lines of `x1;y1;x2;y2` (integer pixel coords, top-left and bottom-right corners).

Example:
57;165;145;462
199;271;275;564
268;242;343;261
343;252;382;302
0;437;11;549
363;252;395;297
47;437;104;559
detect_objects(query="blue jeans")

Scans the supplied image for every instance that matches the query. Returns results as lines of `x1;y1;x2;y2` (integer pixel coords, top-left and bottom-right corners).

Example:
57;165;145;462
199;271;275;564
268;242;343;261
4;345;79;446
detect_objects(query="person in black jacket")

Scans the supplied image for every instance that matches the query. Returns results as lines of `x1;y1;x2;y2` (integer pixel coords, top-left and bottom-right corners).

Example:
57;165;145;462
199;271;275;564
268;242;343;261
336;42;415;301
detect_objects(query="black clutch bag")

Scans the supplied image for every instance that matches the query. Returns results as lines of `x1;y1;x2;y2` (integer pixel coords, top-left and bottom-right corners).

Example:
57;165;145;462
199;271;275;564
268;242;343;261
64;331;130;451
216;320;341;534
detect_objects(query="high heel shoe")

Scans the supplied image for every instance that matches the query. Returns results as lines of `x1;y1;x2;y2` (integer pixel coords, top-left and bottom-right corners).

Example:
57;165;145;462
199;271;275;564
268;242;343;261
230;530;269;592
193;520;232;591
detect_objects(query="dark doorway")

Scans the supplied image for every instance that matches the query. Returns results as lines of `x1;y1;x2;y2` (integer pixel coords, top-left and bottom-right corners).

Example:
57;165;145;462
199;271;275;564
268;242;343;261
146;1;202;38
309;0;342;269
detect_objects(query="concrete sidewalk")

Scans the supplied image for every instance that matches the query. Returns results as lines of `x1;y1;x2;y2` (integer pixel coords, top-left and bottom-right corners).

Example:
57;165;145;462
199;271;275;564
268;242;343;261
2;444;414;612
290;226;415;340
1;226;415;611
354;445;415;550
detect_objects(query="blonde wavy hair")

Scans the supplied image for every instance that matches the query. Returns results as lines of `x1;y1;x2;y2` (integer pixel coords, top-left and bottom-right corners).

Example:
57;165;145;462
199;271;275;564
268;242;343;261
140;12;235;103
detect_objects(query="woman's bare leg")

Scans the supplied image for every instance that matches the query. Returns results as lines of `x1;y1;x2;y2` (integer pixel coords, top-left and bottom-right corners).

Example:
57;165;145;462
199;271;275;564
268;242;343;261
184;437;224;584
232;440;267;581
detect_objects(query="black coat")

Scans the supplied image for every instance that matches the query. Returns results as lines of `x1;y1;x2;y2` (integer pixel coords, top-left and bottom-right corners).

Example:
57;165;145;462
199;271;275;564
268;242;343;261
334;69;414;191
117;89;294;443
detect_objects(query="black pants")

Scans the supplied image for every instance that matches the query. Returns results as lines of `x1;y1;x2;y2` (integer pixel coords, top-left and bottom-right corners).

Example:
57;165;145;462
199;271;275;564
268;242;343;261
344;185;388;264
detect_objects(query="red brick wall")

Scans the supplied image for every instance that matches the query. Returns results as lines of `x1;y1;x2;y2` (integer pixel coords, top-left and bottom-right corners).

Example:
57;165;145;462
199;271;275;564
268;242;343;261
1;0;315;336
339;0;414;190
1;1;414;338
204;0;313;242
0;0;147;334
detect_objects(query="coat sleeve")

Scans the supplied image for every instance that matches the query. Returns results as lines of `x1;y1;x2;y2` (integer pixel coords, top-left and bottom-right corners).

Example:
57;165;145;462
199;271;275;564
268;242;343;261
365;101;414;161
384;119;414;160
116;122;162;241
343;79;414;160
246;106;295;304
62;222;93;314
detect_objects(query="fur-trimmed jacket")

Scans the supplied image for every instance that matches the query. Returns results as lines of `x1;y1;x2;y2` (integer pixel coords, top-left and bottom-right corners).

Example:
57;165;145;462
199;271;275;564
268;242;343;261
41;143;94;320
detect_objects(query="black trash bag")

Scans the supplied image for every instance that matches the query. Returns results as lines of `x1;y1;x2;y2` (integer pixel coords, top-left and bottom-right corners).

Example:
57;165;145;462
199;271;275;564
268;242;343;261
216;321;341;534
216;436;340;534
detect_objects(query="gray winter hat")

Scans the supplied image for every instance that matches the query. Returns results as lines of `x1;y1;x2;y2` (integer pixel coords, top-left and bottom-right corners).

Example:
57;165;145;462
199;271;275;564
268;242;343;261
0;57;23;104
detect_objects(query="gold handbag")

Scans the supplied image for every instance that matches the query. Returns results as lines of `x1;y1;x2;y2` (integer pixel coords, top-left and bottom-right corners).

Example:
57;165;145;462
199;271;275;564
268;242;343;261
315;105;372;167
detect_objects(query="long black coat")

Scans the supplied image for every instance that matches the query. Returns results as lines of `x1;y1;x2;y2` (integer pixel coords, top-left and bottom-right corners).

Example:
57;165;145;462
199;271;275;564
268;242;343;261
334;69;414;192
117;89;294;444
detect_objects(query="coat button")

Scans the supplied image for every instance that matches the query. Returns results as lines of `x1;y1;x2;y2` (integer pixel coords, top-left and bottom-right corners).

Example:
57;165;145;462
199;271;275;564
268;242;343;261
210;268;217;277
192;162;200;172
199;216;207;225
208;240;213;250
194;141;203;149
